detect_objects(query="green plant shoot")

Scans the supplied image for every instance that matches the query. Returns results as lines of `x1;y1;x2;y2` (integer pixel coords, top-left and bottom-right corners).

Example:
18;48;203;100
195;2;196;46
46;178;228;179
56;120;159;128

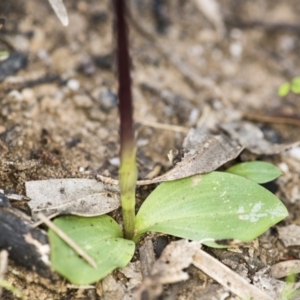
115;0;137;240
278;76;300;96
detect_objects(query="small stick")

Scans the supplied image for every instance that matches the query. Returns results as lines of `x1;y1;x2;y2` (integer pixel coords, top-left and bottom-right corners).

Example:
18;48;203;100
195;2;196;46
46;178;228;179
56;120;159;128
32;212;60;228
37;213;97;269
66;284;95;289
96;174;164;186
0;250;8;298
243;112;300;127
193;248;273;300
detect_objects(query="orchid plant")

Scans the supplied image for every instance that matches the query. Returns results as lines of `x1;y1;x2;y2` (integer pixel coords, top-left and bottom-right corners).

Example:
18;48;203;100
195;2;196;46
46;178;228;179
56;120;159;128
47;0;287;284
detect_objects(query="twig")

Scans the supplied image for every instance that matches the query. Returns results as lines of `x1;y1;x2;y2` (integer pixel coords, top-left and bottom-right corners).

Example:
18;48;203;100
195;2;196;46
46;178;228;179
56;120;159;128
96;174;166;186
32;212;60;228
243;112;300;127
225;17;300;33
193;248;273;300
66;284;95;289
37;213;97;269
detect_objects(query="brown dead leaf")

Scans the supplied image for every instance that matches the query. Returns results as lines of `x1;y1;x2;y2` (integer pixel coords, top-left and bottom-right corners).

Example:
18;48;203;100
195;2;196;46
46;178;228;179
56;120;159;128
26;179;120;220
128;127;242;185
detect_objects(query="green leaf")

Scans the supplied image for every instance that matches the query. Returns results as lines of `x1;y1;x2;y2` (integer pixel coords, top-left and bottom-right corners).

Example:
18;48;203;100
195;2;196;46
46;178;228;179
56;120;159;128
49;215;135;285
291;77;300;94
278;82;290;97
226;161;282;184
135;172;288;247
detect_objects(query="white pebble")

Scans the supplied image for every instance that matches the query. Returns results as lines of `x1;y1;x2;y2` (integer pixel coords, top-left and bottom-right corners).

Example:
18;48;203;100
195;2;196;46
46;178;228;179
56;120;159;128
278;162;289;173
109;157;120;166
288;147;300;161
67;79;80;91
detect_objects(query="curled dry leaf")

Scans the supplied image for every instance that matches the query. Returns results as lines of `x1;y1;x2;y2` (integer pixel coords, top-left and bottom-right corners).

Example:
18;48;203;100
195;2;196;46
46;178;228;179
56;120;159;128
161;127;243;181
26;179;120;220
221;121;300;155
108;127;242;186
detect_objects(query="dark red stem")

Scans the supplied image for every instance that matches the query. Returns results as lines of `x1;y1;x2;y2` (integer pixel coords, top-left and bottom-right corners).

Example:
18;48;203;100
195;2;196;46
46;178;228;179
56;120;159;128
114;0;134;152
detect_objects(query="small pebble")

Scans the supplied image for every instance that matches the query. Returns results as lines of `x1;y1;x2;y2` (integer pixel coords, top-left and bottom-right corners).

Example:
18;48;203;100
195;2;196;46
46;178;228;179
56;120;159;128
288;147;300;161
7;90;23;102
278;162;289;173
67;79;80;91
99;90;117;111
230;42;243;58
109;157;120;166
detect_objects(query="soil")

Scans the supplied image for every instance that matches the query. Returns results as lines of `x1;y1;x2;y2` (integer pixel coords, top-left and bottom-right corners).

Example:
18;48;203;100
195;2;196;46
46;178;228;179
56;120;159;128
1;0;300;299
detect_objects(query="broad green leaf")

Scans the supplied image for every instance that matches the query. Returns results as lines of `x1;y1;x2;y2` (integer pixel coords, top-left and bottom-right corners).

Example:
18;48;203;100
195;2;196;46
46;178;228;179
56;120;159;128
135;172;288;247
49;215;135;285
226;161;281;184
278;82;290;97
291;77;300;94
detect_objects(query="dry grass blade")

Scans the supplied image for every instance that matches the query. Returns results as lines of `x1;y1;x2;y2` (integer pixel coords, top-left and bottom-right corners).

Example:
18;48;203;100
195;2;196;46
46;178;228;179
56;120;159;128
0;250;8;298
37;213;97;269
48;0;69;26
193;248;273;300
194;0;225;38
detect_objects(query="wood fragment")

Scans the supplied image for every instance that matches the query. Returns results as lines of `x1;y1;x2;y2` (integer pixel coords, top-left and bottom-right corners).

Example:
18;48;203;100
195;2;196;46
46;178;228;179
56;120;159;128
139;239;156;278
